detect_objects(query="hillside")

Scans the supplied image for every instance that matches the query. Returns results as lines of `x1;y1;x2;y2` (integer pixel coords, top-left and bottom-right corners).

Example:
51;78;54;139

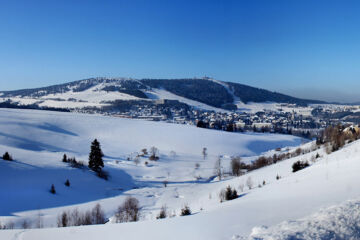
0;109;360;239
0;78;324;113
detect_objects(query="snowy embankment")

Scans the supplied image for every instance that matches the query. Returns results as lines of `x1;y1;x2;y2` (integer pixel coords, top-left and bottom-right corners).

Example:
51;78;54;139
248;199;360;240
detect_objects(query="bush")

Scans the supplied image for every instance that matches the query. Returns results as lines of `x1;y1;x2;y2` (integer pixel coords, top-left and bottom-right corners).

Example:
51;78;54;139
115;197;140;223
149;155;160;161
149;146;159;161
251;156;271;170
180;205;191;216
156;205;167;219
2;152;12;161
292;160;310;172
67;157;85;169
219;186;238;202
141;148;148;156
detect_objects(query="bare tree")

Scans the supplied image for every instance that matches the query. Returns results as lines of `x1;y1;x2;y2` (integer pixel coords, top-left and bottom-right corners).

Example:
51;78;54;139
70;208;82;226
134;156;140;166
149;147;159;161
214;156;223;180
169;151;176;160
231;157;242;176
116;197;140;223
21;219;31;229
91;203;106;224
246;176;253;190
57;211;69;227
141;148;148;156
202;147;208;160
195;163;200;170
156;205;168;219
35;211;43;228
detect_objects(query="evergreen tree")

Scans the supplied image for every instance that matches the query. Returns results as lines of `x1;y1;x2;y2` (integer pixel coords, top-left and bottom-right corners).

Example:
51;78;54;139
50;184;56;194
65;179;70;187
2;152;12;161
62;154;67;163
88;139;104;173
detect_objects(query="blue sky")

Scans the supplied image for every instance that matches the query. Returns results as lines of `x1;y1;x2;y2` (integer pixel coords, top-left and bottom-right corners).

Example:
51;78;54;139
1;0;360;102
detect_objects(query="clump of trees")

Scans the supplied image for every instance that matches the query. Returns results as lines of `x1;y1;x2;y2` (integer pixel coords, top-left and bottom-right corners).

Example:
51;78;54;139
115;197;140;223
57;203;106;227
317;124;360;152
63;154;85;169
0;221;15;229
2;152;13;161
292;160;310;172
219;186;238;202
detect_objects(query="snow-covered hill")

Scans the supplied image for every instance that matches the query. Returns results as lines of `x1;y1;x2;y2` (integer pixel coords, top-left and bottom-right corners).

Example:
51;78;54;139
1;109;359;240
0;77;323;113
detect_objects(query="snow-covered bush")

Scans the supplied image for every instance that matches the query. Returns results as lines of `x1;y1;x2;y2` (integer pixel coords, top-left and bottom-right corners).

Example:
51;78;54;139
246;176;254;190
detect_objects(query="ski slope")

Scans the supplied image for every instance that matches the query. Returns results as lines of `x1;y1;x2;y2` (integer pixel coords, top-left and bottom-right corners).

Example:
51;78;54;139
1;108;359;239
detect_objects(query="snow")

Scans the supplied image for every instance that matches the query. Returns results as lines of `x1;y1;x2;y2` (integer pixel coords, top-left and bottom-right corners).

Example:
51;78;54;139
248;199;360;240
1;108;360;239
145;88;228;112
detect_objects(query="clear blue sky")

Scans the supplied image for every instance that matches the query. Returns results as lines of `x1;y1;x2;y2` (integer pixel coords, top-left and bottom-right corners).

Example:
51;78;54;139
1;0;360;102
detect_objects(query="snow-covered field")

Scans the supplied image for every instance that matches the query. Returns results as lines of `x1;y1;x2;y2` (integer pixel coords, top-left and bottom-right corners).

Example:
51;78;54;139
0;108;360;239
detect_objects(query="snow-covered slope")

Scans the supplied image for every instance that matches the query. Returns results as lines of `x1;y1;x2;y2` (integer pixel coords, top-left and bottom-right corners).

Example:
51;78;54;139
1;108;359;240
0;109;302;232
0;77;324;113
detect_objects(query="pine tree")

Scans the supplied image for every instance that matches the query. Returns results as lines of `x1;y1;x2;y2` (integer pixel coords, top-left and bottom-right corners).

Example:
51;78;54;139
65;179;70;187
50;184;56;194
2;152;12;161
62;154;67;163
88;139;104;173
